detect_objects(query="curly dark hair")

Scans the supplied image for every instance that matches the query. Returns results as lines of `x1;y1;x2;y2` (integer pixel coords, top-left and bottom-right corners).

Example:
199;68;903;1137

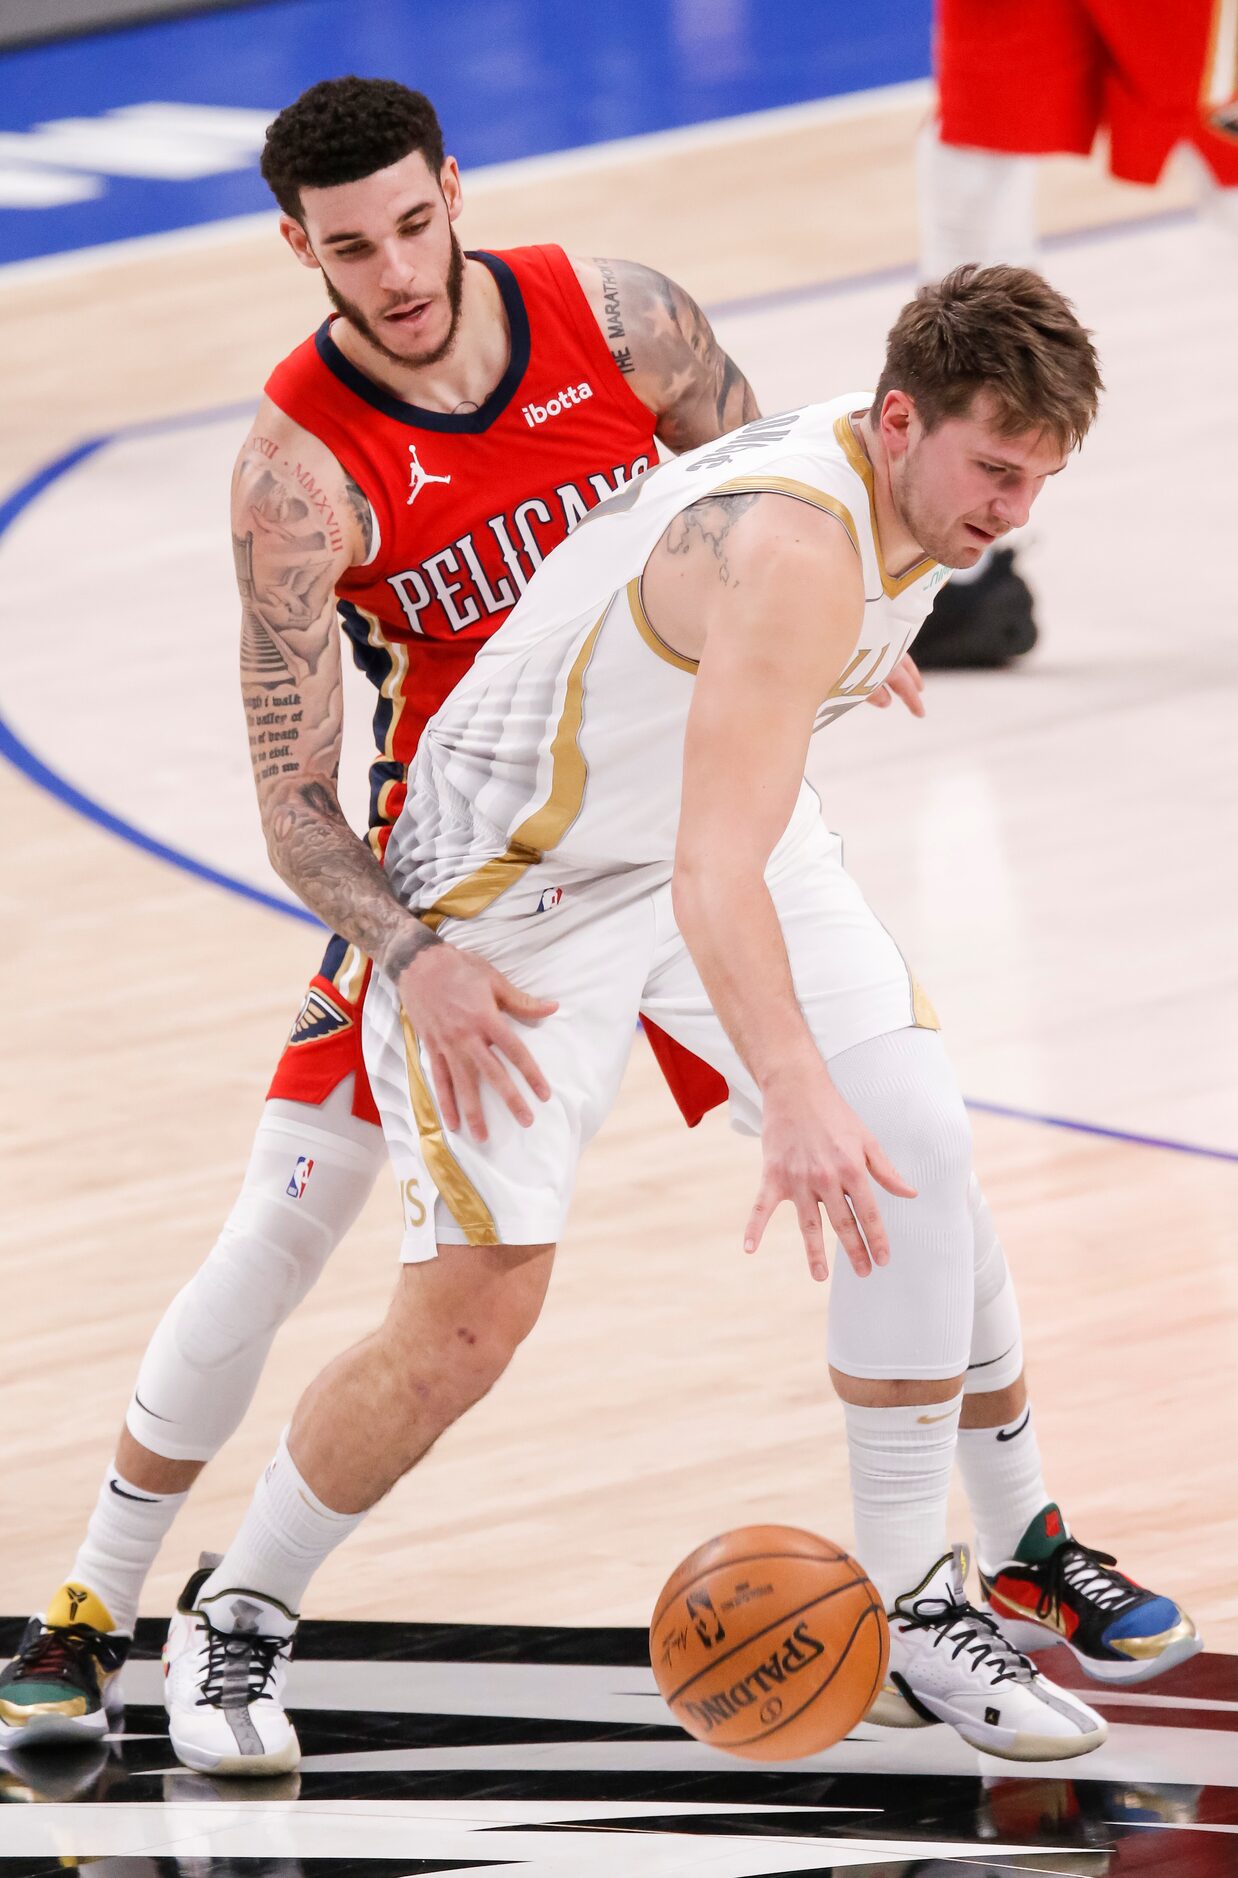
261;76;446;221
873;264;1103;454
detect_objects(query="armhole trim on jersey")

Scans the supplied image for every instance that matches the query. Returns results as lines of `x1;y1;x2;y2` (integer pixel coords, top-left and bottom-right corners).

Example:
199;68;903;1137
358;496;382;568
419;605;609;930
627;575;699;674
832;414;938;596
709;475;862;559
535;244;662;437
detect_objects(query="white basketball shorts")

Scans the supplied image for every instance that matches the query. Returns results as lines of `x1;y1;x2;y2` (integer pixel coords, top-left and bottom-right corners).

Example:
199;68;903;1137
361;808;937;1258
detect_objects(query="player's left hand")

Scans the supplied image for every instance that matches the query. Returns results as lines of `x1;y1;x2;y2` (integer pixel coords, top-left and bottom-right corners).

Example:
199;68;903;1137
865;652;925;716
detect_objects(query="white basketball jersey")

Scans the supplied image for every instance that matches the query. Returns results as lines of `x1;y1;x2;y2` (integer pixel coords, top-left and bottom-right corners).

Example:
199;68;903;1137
386;396;951;920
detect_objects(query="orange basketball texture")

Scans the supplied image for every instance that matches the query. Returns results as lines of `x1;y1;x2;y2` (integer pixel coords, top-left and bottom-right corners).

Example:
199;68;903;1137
649;1525;889;1760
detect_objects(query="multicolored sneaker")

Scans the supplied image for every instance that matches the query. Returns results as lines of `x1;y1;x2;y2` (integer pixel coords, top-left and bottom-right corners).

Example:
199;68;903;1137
979;1505;1201;1685
0;1586;129;1748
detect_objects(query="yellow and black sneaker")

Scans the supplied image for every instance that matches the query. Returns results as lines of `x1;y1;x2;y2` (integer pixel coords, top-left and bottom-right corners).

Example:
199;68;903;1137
979;1505;1201;1685
0;1585;130;1747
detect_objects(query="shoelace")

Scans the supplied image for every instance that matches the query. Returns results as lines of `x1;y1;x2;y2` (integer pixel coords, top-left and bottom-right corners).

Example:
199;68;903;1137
9;1624;113;1689
1037;1540;1142;1621
198;1622;289;1709
897;1590;1036;1686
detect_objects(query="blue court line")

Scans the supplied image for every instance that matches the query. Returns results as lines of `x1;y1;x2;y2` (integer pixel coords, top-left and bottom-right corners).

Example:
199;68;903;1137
1;249;1231;1169
964;1100;1238;1167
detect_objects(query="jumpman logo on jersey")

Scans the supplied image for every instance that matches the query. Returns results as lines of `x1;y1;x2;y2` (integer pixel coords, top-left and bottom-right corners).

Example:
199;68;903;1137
407;444;452;506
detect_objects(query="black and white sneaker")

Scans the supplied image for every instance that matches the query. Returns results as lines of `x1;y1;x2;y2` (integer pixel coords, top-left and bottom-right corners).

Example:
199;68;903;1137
162;1557;299;1776
870;1548;1107;1761
915;547;1038;668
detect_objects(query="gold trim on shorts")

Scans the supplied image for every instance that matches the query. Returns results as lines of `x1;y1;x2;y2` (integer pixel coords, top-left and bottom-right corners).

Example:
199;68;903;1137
400;1013;499;1245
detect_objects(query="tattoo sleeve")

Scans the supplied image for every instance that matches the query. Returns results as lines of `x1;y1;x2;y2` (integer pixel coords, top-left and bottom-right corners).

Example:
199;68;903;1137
235;437;435;974
592;256;761;451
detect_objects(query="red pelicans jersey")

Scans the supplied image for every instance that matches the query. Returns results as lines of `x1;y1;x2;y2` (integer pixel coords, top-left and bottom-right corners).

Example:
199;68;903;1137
264;242;729;1128
265;245;657;847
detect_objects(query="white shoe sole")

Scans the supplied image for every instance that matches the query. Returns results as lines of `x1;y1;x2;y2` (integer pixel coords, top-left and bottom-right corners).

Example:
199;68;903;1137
917;1691;1107;1761
0;1707;111;1748
991;1612;1203;1686
168;1724;301;1777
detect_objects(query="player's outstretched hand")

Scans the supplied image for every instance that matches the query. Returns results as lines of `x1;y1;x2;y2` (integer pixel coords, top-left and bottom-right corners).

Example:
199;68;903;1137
397;946;557;1142
865;652;925;717
744;1054;916;1281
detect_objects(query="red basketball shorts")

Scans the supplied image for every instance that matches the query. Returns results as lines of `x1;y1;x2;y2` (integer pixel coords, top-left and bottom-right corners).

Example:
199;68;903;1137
937;0;1238;185
267;934;728;1129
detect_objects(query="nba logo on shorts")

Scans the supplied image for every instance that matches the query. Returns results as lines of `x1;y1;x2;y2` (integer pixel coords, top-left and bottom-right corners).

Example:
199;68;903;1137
286;1156;314;1199
537;886;563;911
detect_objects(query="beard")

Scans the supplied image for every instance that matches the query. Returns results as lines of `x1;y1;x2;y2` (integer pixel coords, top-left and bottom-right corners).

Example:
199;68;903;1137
895;458;999;569
323;232;466;370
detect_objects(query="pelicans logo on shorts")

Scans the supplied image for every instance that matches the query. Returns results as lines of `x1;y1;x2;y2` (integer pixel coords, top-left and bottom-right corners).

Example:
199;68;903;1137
288;986;352;1045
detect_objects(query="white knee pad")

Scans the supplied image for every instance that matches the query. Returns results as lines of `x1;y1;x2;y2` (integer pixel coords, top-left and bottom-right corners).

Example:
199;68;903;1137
963;1174;1024;1394
917;121;1038;281
126;1084;387;1461
825;1028;975;1383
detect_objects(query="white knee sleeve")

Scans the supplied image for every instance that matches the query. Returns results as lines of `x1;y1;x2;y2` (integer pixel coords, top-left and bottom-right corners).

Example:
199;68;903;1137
825;1029;975;1382
126;1085;386;1461
964;1174;1024;1393
917;121;1038;281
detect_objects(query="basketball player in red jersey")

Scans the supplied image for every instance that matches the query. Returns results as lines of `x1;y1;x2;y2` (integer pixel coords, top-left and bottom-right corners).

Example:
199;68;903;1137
915;0;1238;668
0;77;924;1752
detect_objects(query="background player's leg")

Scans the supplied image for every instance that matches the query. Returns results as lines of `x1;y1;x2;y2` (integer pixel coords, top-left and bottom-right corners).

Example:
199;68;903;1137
73;1082;385;1630
0;1080;385;1750
916;122;1038;280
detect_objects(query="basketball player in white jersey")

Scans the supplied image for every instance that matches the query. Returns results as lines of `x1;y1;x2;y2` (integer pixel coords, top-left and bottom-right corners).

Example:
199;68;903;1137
162;265;1198;1775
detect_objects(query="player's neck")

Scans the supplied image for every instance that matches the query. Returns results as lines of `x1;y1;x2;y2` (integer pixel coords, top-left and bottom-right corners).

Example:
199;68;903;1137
332;257;509;414
852;412;930;572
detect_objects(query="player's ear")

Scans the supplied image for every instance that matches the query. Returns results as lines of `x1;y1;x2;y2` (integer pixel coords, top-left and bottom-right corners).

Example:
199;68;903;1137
280;215;320;272
440;157;463;223
878;390;915;460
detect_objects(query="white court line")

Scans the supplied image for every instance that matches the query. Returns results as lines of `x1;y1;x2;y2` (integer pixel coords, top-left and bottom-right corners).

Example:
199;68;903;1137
0;80;933;291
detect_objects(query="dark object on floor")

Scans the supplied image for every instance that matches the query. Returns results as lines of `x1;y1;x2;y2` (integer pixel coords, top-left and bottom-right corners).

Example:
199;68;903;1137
916;547;1038;669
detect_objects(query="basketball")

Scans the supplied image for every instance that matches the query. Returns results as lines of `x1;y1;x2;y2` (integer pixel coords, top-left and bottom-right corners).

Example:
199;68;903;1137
649;1525;888;1761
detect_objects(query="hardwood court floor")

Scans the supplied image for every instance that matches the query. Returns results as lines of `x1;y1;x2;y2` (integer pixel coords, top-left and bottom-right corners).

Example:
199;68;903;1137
1;96;1234;1658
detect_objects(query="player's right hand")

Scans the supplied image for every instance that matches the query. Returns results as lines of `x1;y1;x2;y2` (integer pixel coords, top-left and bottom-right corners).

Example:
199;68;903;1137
744;1055;916;1281
397;947;557;1143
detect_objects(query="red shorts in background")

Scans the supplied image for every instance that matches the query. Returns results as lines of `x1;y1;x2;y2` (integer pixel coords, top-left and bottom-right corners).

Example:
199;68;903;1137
937;0;1238;185
267;935;729;1131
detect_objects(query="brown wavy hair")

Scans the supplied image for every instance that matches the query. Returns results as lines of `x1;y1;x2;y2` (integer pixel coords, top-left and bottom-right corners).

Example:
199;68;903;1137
872;264;1103;453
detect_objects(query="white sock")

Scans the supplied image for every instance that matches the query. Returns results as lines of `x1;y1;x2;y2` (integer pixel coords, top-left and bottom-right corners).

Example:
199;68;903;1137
843;1396;962;1610
68;1466;189;1633
957;1405;1050;1572
201;1432;365;1616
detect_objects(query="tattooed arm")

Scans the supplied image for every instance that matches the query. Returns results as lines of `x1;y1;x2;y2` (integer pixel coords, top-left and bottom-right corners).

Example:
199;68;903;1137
234;402;433;977
235;400;554;1138
573;255;760;451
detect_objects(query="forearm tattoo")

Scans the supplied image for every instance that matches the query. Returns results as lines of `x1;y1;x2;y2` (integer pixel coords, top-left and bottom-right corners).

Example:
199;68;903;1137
265;780;438;975
593;256;760;450
235;437;418;962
